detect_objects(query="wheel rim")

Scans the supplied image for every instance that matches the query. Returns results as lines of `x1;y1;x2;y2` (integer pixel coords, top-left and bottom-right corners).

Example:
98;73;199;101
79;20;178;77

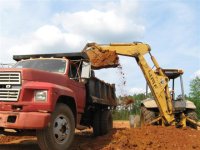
53;114;70;144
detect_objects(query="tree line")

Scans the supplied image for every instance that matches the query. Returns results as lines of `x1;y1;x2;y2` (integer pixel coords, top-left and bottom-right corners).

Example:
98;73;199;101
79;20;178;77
112;76;200;120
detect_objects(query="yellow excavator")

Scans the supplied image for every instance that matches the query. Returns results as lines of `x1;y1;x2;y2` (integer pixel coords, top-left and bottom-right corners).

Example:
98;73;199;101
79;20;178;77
82;42;199;128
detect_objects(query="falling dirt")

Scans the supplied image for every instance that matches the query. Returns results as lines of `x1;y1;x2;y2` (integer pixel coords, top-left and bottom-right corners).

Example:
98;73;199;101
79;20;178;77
1;121;200;150
116;65;127;94
123;97;134;105
116;65;134;106
83;44;134;106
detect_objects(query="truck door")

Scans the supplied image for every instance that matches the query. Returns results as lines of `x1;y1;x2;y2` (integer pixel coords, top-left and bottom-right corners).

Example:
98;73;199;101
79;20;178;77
68;60;86;113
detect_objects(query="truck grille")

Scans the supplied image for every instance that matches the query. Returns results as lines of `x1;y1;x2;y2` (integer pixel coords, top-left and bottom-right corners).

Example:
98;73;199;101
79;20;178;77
0;89;20;101
0;72;21;85
0;72;21;101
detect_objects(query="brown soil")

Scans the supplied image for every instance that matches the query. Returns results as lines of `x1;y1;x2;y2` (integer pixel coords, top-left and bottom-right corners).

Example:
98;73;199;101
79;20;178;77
104;125;200;150
0;121;200;150
84;48;119;69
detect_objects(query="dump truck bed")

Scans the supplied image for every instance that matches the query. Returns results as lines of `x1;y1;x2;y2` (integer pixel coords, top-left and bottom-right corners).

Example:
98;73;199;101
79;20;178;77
86;77;117;106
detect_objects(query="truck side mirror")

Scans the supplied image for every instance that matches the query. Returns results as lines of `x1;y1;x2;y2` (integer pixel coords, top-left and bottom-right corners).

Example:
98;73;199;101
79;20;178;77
81;61;91;79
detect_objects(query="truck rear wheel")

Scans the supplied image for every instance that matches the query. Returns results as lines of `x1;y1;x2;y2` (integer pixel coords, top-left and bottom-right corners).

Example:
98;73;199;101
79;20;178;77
140;106;156;126
186;110;198;129
36;104;75;150
93;110;101;136
100;110;113;135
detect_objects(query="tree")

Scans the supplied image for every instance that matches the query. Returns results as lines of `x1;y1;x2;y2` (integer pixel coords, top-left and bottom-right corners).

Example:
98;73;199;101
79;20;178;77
189;76;200;119
112;93;149;120
189;76;200;101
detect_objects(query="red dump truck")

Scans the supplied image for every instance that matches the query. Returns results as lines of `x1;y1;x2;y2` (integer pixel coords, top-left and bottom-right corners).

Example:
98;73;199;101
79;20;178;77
0;52;117;150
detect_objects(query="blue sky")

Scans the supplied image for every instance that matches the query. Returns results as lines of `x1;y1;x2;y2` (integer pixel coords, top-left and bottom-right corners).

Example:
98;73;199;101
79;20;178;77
0;0;199;95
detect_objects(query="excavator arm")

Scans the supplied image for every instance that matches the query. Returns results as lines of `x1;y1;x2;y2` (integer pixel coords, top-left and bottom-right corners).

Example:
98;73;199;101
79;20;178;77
83;42;175;125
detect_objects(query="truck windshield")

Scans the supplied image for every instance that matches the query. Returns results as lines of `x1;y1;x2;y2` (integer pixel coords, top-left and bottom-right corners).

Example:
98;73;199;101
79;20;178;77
13;59;67;74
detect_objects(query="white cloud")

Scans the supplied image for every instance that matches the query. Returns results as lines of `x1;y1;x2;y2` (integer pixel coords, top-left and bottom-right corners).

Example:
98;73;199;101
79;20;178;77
96;0;139;16
0;0;21;12
194;70;200;78
8;25;87;55
129;87;145;95
53;0;144;42
34;25;63;45
0;36;18;63
6;0;145;59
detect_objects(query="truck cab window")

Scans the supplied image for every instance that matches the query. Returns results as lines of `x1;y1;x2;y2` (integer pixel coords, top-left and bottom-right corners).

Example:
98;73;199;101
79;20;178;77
69;61;82;81
13;59;66;74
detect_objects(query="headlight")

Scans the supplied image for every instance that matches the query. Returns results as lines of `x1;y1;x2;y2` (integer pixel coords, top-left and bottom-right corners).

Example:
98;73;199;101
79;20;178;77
34;90;47;102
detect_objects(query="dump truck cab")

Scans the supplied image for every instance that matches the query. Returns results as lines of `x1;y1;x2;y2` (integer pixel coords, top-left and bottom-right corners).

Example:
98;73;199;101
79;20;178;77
0;53;88;130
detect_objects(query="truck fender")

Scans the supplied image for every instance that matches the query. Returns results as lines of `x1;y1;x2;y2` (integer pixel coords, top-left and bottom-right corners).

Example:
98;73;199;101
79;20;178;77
185;100;196;109
51;86;77;111
141;98;158;108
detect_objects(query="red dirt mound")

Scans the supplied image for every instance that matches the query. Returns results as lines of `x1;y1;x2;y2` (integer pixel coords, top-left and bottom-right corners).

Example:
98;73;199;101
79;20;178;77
1;121;200;150
104;125;200;150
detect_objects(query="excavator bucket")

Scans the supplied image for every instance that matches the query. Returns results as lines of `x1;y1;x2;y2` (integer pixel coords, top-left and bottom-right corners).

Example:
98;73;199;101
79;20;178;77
83;45;119;69
82;42;150;69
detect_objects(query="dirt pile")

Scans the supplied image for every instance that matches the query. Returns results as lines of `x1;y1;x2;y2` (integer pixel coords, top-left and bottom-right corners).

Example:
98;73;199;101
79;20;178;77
0;136;35;144
104;125;200;150
1;122;200;150
72;122;200;150
0;136;22;144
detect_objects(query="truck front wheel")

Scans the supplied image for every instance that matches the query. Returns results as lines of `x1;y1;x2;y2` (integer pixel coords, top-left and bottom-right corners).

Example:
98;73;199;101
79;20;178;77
36;104;75;150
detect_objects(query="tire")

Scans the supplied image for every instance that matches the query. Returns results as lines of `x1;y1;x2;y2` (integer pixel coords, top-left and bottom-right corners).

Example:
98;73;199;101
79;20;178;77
140;106;156;126
100;110;113;135
186;110;198;129
36;104;75;150
93;110;101;136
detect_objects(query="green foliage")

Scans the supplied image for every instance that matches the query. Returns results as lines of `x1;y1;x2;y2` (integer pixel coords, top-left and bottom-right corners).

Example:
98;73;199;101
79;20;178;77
112;93;149;120
112;76;200;120
112;109;130;120
189;76;200;101
130;93;147;115
190;98;200;119
189;76;200;119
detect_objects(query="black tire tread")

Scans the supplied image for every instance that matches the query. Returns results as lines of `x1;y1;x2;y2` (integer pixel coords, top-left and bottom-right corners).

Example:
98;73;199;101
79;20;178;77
36;104;75;150
186;110;198;129
141;106;156;125
93;110;101;136
100;110;113;135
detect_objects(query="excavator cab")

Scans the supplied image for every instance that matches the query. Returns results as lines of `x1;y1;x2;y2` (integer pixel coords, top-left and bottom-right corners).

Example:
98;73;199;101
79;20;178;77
162;69;184;101
142;68;197;127
162;69;187;113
